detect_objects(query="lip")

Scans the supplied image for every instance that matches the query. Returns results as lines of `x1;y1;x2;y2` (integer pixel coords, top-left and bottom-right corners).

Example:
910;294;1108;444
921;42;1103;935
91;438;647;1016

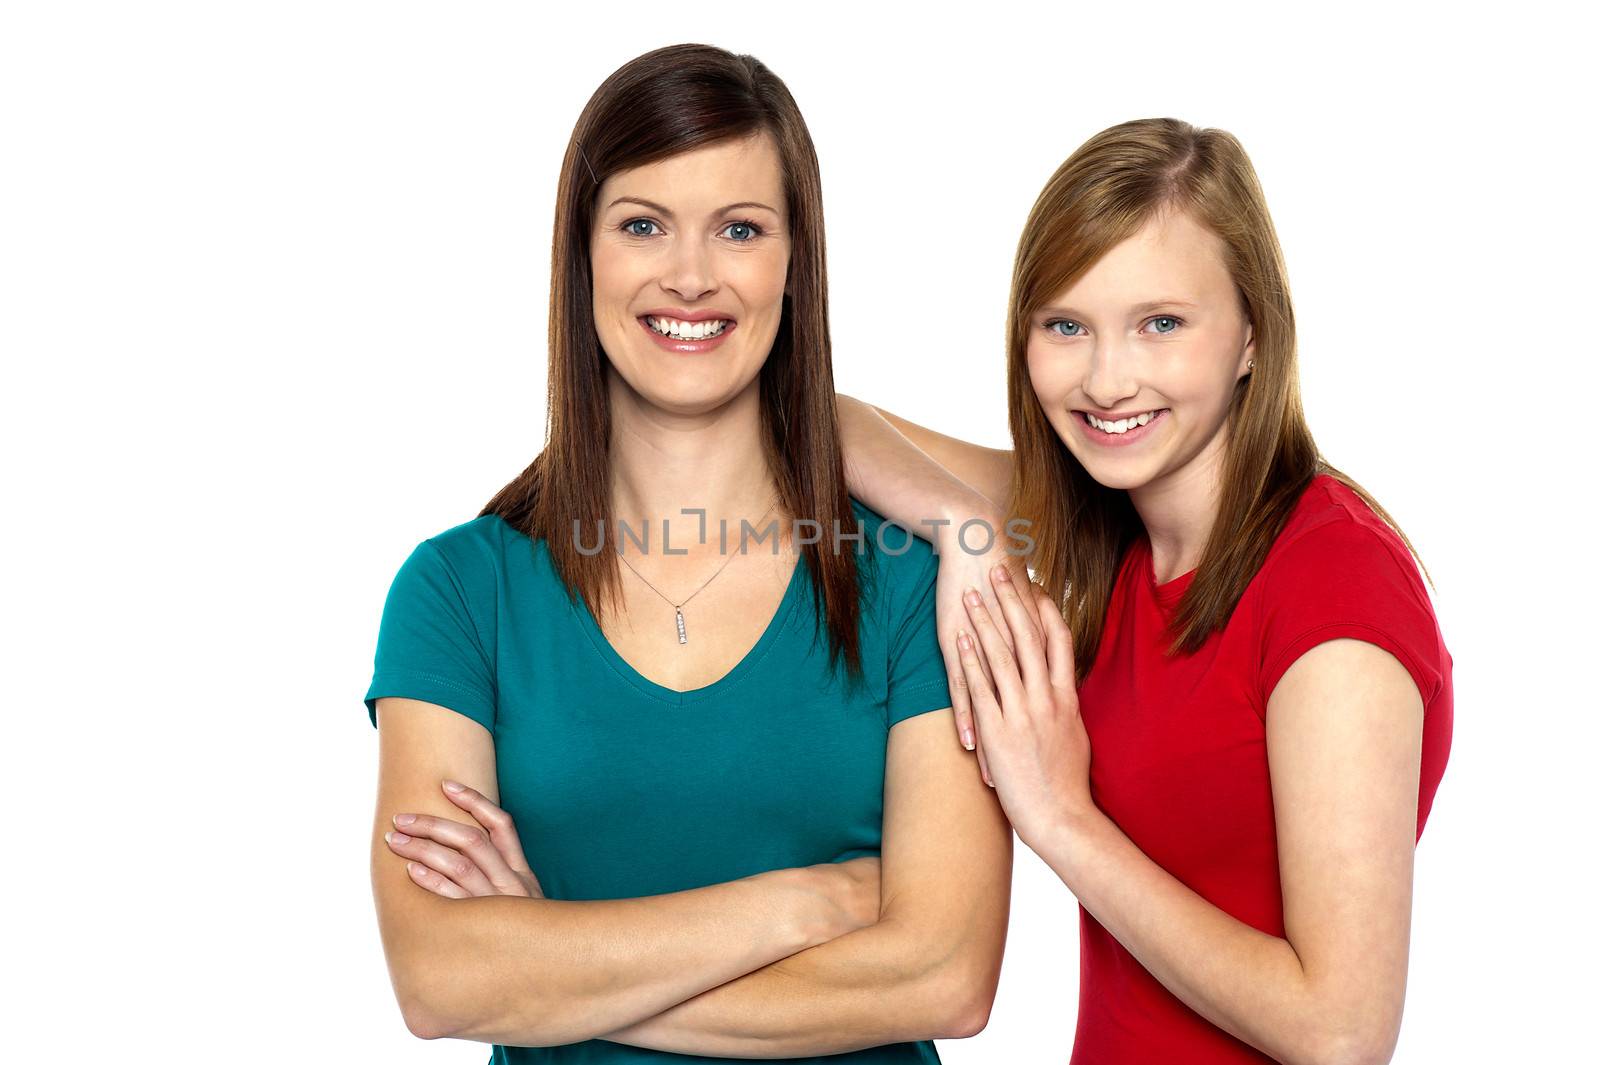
637;314;737;354
1074;408;1169;447
640;308;738;324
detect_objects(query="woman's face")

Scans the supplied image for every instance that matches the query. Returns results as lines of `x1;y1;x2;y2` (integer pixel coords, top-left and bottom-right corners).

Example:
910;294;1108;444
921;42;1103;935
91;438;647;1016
590;132;791;417
1024;207;1255;498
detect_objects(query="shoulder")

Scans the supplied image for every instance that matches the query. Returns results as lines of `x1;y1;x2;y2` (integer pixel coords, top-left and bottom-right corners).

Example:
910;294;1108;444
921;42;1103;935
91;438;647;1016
389;514;541;619
846;499;953;719
1252;474;1448;706
847;497;937;560
846;496;940;603
1257;475;1429;604
417;513;535;576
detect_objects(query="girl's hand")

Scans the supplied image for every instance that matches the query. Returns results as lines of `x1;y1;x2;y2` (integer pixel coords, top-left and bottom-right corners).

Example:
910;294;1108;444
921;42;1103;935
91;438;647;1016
933;510;1040;788
384;780;544;899
955;567;1095;847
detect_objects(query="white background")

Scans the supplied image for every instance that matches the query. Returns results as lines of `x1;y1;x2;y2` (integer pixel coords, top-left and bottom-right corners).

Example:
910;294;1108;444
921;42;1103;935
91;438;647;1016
4;1;1593;1061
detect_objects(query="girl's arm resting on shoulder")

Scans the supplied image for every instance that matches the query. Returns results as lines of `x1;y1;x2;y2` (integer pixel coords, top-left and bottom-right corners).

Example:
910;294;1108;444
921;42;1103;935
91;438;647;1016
1035;640;1423;1065
836;394;1014;532
596;708;1015;1057
373;697;866;1046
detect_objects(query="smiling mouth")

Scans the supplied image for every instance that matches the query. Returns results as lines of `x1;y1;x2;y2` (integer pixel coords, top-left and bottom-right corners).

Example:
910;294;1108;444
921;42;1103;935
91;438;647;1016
642;315;732;340
1079;409;1168;435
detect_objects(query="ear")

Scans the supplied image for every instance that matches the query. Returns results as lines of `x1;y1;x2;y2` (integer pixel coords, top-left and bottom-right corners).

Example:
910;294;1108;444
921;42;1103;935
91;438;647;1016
1238;320;1257;377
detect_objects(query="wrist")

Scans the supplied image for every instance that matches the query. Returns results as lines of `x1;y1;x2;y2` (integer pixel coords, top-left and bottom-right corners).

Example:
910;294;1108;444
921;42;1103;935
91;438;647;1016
1032;804;1108;882
932;493;1002;555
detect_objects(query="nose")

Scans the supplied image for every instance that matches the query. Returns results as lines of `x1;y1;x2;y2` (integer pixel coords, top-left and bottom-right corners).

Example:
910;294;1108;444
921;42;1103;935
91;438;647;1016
1081;336;1140;411
661;233;717;303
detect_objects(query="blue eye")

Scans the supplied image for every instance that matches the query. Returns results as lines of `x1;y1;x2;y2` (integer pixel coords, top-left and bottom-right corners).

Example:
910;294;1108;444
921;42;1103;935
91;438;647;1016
1147;315;1182;334
723;220;762;242
622;218;659;237
1045;319;1084;337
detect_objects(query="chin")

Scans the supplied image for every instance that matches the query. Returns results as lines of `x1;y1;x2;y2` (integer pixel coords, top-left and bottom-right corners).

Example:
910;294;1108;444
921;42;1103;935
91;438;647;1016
642;388;738;417
1071;461;1150;492
1057;442;1151;492
644;374;754;415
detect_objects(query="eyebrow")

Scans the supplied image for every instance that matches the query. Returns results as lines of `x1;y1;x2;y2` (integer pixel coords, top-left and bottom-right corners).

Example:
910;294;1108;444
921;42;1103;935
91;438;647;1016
604;196;781;217
1039;299;1200;318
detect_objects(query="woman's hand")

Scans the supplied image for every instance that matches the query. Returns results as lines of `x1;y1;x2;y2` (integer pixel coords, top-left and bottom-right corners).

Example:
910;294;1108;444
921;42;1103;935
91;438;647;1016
384;779;544;899
387;784;882;950
934;509;1040;788
954;565;1095;847
386;782;881;930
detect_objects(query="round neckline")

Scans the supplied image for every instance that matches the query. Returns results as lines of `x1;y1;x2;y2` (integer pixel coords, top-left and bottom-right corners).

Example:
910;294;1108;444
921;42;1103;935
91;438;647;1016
569;550;808;705
1141;538;1196;607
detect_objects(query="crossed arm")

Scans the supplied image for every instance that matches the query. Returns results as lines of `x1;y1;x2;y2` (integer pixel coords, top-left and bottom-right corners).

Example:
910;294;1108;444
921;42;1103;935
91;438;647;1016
596;706;1014;1056
372;697;1012;1054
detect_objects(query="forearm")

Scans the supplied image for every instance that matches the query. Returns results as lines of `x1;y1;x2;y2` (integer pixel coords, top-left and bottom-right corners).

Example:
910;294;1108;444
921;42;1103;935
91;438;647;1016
583;706;1016;1057
596;913;972;1057
399;867;837;1046
836;394;995;542
1037;810;1349;1065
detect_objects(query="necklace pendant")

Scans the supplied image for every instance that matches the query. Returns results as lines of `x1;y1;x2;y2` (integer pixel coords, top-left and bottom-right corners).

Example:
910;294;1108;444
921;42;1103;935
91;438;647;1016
675;606;687;644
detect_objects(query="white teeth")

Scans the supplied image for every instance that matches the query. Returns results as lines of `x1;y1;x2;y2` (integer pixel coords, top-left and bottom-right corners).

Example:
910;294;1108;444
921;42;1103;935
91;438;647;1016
1087;411;1160;434
647;316;728;339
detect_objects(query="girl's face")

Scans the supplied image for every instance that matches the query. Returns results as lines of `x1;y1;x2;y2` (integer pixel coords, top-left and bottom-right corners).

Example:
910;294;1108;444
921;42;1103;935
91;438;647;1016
589;132;791;417
1024;207;1256;497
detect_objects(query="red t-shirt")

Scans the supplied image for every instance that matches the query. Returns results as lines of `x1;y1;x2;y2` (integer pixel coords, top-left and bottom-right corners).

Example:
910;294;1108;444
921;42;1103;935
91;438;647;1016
1070;474;1453;1063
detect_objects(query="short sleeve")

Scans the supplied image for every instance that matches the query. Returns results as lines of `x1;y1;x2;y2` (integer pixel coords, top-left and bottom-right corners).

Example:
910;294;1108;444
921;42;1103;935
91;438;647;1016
883;534;955;728
1256;518;1446;717
363;539;497;734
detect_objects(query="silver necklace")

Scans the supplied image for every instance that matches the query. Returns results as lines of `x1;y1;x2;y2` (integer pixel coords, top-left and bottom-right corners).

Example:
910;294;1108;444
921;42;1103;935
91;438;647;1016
613;497;780;644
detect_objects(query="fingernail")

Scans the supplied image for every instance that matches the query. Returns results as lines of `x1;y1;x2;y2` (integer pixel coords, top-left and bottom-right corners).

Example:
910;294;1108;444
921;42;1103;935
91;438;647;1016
992;564;1010;582
443;780;464;793
393;813;416;826
386;831;410;844
961;728;975;750
958;630;971;649
964;588;981;606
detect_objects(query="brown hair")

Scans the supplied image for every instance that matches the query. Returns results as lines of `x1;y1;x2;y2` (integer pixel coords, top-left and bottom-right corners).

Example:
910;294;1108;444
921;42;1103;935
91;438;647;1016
480;43;865;679
1005;117;1431;683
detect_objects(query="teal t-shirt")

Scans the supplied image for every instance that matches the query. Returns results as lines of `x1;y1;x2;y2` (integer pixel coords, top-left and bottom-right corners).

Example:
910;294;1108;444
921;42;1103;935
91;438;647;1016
364;497;953;1064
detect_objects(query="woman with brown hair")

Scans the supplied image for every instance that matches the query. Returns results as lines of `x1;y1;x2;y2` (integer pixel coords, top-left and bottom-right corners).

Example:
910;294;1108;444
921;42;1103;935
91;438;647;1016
838;118;1453;1063
361;44;1010;1063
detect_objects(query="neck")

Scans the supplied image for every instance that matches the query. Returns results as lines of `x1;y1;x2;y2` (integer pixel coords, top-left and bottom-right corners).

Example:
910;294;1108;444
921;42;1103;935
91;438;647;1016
605;369;784;553
1128;425;1229;584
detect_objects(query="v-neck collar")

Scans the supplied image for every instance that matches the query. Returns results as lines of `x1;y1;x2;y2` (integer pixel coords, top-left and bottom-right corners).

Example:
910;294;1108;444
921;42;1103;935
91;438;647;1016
568;552;807;706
